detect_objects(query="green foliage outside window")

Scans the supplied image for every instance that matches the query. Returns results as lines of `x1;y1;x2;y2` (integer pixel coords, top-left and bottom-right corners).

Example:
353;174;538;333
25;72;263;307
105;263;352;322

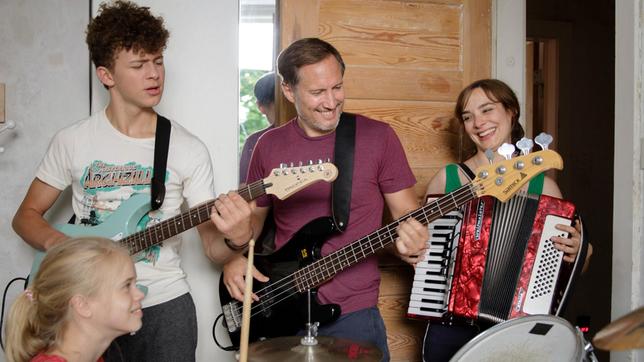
239;69;270;151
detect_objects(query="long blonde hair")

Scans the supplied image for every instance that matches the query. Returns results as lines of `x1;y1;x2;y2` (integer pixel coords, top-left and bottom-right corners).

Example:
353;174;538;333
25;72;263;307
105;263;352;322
4;237;129;362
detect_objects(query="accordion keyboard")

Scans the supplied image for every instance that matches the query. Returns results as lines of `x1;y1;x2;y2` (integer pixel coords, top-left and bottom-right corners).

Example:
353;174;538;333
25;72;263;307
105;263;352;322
408;211;462;319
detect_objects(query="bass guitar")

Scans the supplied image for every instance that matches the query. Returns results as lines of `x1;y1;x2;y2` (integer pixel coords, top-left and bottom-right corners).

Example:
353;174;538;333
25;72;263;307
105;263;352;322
30;162;338;280
218;149;563;348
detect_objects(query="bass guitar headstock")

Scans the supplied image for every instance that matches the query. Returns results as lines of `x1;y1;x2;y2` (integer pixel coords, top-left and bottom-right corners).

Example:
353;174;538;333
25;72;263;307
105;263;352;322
264;161;338;200
472;135;563;202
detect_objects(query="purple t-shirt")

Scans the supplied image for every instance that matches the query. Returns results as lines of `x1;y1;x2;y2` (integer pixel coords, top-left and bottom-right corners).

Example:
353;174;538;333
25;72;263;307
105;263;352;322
239;125;274;183
247;114;416;314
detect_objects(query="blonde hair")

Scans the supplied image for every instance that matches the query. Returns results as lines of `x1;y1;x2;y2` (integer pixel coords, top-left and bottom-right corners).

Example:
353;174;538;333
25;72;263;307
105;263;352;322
4;237;129;362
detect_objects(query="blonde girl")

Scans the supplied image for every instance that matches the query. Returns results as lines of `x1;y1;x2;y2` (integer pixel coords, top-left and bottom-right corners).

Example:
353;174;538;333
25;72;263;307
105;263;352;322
5;237;143;362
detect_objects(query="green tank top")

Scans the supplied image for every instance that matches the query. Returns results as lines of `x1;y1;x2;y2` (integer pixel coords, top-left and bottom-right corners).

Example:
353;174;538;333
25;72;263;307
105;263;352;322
444;163;545;194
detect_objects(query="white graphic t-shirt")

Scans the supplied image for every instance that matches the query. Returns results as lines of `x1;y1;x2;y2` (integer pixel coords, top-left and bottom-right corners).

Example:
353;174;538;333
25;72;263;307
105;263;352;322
36;109;215;308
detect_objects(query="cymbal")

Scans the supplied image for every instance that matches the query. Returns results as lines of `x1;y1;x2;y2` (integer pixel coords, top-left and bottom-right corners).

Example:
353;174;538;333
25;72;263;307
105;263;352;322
593;306;644;351
247;336;383;362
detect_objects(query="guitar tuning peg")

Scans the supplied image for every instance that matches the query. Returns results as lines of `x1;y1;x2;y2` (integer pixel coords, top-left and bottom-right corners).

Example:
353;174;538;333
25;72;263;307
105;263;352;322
516;137;534;155
318;159;323;164
279;163;287;169
497;143;515;160
535;132;553;150
485;149;495;164
308;160;314;165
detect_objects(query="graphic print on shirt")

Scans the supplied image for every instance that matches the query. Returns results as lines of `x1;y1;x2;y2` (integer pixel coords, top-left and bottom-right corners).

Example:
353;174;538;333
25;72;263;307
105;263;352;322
79;160;166;264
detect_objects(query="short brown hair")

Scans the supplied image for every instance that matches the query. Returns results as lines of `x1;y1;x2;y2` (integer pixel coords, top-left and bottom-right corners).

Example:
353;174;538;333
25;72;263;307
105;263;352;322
455;78;524;144
277;38;345;86
86;0;169;70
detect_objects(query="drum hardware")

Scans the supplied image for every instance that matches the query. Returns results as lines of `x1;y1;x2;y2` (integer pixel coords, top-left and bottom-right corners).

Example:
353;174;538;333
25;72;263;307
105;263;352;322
247;335;383;362
593;306;644;351
243;289;383;361
449;315;598;362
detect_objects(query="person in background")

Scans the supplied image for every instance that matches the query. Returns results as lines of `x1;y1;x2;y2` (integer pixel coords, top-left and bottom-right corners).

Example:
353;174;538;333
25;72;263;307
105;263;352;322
11;2;253;361
239;71;277;183
422;78;592;361
4;237;144;362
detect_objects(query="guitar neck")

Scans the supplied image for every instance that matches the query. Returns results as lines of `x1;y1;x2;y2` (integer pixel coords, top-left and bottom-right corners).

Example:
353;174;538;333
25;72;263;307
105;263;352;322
293;183;477;291
121;179;267;255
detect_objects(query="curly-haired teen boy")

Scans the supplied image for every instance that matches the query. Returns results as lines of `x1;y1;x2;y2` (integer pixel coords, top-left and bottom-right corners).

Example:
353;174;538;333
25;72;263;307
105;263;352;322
12;2;253;361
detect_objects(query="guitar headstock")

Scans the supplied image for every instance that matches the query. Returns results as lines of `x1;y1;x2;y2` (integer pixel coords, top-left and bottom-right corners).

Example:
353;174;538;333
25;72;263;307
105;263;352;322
472;150;563;202
264;162;338;200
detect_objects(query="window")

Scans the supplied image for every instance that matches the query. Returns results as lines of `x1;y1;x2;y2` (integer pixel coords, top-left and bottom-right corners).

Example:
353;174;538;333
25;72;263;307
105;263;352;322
238;0;276;150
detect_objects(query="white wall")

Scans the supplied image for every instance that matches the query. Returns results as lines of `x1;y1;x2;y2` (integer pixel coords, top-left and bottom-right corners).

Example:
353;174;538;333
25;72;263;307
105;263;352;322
0;2;89;361
1;1;240;361
612;0;643;361
492;0;526;124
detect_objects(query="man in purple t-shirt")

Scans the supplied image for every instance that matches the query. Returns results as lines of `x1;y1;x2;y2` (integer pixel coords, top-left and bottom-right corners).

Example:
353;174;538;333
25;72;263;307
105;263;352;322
222;38;428;361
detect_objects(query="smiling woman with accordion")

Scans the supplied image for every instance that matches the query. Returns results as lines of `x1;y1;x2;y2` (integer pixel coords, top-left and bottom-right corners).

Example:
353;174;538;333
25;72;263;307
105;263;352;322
418;79;593;362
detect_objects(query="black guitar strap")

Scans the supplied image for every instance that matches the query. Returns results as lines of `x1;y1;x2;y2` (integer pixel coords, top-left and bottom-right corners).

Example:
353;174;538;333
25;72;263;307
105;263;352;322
457;162;476;181
151;115;172;210
331;112;356;232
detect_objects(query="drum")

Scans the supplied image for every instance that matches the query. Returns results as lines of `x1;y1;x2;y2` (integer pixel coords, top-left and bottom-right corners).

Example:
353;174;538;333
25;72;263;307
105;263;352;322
450;315;597;362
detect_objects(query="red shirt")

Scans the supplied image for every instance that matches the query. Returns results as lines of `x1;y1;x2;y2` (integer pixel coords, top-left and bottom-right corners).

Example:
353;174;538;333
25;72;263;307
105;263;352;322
31;353;104;362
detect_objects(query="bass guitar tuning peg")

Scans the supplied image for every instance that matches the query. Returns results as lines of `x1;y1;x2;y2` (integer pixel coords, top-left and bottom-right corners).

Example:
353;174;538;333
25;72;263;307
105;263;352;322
497;143;516;160
535;132;554;150
485;149;495;164
516;137;534;155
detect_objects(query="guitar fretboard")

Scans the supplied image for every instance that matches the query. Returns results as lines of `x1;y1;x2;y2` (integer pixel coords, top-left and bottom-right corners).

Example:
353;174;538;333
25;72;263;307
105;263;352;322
292;183;477;292
119;179;269;255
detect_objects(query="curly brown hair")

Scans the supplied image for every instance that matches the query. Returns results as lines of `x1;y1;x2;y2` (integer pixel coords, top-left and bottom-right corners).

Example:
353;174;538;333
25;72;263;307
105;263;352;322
86;0;169;70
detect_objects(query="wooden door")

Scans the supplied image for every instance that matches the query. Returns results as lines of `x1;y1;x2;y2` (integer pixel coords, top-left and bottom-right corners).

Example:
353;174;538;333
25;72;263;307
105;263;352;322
277;1;491;360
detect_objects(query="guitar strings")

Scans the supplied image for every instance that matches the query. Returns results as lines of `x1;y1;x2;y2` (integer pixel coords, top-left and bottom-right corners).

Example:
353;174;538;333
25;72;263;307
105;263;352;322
229;161;545;324
229;179;485;320
119;180;266;254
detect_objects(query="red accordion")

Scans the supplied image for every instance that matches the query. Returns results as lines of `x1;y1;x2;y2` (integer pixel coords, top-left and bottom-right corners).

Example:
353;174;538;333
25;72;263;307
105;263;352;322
408;192;586;324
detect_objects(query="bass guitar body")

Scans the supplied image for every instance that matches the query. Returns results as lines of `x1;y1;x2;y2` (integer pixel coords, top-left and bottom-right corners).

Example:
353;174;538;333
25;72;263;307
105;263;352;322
219;216;342;348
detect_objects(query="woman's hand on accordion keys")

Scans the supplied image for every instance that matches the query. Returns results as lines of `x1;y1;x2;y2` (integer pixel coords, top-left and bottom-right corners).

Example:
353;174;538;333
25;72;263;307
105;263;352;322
551;218;583;263
394;217;429;266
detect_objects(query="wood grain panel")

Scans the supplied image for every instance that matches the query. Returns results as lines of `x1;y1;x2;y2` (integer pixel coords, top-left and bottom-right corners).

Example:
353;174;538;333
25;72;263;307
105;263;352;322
413;168;442;198
380;0;462;4
379;296;428;361
345;99;461;165
462;0;491;83
344;67;462;102
275;0;320;125
380;265;414;296
319;0;461;70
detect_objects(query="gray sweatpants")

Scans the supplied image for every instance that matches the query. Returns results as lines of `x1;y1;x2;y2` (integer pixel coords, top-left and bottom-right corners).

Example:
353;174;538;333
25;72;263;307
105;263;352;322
104;292;198;362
